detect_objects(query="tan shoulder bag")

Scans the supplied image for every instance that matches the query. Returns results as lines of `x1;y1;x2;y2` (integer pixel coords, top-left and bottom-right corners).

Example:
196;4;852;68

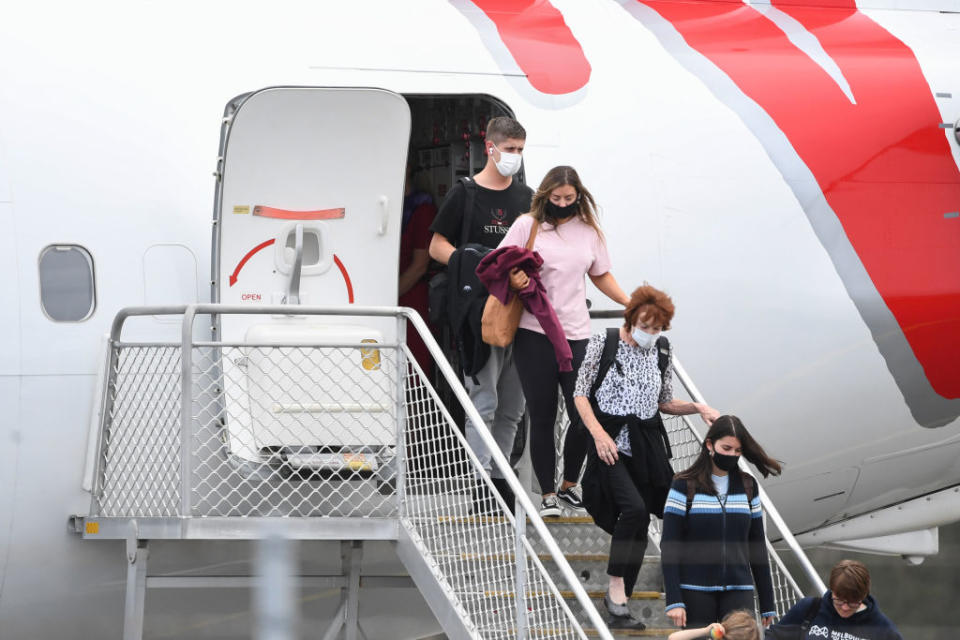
481;218;539;347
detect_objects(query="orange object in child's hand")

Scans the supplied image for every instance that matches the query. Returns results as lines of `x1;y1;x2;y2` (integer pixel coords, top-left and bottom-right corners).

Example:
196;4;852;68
709;625;725;640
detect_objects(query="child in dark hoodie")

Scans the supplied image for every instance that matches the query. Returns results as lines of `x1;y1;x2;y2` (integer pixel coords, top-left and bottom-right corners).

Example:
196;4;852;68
769;560;903;640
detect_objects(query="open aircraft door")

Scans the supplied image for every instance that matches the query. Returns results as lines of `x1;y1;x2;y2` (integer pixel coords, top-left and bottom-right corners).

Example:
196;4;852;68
211;87;410;484
215;87;410;324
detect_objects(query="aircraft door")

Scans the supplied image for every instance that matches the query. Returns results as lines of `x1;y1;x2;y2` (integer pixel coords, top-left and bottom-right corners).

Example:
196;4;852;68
212;88;410;478
216;87;411;341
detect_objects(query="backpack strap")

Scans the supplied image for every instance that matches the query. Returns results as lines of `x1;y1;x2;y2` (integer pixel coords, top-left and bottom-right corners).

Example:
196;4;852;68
742;473;756;504
655;335;674;460
656;335;670;379
458;176;476;248
589;327;621;402
801;597;822;631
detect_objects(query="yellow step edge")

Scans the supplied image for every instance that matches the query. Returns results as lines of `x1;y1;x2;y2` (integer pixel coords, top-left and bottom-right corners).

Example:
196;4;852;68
481;590;662;600
491;628;675;637
587;628;674;637
445;552;661;563
445;552;612;562
431;515;597;525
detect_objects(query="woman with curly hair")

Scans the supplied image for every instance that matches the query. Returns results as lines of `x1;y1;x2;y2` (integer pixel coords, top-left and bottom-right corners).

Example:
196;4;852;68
573;284;719;628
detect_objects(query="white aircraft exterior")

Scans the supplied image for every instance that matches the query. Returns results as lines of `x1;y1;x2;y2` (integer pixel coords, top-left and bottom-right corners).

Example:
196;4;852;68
1;0;959;637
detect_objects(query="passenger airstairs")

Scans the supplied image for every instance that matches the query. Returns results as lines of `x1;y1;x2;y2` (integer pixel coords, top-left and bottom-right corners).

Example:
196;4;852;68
74;304;824;639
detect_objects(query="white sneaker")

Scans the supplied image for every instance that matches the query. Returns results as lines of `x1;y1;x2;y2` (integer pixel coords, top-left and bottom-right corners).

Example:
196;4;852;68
539;495;561;518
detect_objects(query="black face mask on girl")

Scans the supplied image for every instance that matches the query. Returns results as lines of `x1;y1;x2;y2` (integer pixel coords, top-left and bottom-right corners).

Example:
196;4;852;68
711;450;741;472
545;200;577;220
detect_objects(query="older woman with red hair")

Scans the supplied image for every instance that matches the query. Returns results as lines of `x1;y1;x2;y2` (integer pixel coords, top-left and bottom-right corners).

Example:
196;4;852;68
573;284;719;628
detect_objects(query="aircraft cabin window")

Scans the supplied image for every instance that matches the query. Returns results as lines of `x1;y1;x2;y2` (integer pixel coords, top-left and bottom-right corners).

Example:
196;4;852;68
38;245;96;322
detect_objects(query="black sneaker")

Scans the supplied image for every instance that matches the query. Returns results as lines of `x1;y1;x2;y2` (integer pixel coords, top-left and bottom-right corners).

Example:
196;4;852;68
539;495;561;518
557;485;585;511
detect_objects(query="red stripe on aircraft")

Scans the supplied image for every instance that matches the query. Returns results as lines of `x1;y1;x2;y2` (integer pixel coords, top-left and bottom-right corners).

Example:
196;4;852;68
637;1;960;397
772;0;856;7
469;0;591;95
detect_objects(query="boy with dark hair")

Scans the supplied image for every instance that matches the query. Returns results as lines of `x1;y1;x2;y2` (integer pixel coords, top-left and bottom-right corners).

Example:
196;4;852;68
428;116;533;508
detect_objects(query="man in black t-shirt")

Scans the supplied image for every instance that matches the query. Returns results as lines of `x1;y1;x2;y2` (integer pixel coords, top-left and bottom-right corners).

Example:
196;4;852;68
429;116;533;509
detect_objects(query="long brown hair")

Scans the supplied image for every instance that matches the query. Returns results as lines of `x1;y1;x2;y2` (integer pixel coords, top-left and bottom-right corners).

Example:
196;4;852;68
677;415;782;495
529;166;603;238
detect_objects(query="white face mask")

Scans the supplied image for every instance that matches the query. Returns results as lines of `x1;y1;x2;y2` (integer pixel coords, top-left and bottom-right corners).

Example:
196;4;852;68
491;144;522;177
631;327;659;349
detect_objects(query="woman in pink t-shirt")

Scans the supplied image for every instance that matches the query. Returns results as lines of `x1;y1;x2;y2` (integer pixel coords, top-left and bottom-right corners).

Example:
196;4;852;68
499;166;630;518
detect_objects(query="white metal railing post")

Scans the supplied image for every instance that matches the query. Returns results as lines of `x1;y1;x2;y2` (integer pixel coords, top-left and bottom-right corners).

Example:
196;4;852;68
670;358;827;595
395;314;408;516
514;501;529;640
90;340;119;515
180;305;198;517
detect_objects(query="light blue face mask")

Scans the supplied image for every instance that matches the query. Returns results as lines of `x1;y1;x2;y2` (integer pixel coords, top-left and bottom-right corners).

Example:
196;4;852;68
631;327;659;349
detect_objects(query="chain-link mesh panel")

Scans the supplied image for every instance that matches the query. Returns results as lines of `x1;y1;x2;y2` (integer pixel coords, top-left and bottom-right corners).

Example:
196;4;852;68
96;346;182;516
188;345;401;517
400;348;588;639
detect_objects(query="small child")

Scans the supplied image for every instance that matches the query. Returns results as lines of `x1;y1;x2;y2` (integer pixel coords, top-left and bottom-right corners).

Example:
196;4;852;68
668;610;761;640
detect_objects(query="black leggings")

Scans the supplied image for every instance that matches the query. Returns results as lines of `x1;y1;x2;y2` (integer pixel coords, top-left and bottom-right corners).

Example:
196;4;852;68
513;328;588;494
682;589;756;627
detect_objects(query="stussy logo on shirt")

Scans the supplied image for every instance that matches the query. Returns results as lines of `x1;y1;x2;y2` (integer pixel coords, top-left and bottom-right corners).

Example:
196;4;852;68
484;208;511;235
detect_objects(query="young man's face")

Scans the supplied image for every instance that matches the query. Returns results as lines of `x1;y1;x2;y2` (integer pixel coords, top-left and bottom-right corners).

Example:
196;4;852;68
487;137;525;161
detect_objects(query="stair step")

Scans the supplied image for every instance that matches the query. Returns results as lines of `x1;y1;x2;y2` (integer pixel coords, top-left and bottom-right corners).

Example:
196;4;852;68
547;556;664;594
586;628;674;638
480;590;661;600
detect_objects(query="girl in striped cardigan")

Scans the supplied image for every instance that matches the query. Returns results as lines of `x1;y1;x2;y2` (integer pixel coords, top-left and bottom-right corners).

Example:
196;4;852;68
661;416;782;630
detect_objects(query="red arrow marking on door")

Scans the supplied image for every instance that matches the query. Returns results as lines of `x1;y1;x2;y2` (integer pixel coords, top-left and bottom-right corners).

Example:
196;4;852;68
229;239;275;286
333;254;354;304
230;242;355;303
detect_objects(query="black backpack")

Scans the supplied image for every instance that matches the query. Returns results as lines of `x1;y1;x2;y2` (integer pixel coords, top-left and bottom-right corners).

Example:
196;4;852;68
427;177;491;378
427;177;479;326
764;597;821;640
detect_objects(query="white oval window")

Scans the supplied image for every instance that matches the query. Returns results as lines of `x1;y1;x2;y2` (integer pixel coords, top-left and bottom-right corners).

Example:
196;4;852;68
38;245;96;322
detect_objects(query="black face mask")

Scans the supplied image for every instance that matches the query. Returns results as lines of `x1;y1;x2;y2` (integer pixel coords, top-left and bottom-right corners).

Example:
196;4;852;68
712;451;741;472
546;200;577;220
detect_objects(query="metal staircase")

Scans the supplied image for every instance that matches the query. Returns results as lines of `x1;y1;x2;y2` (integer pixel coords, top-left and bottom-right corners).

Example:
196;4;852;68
73;304;823;639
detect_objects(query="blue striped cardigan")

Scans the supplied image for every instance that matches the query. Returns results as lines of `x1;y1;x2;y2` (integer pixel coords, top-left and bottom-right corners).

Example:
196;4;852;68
661;474;776;618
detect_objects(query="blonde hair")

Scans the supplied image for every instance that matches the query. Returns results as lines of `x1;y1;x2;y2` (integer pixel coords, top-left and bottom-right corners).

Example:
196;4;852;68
720;610;761;640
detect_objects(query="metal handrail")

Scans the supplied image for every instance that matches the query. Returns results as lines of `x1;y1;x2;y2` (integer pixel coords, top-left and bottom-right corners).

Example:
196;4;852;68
669;358;827;596
173;303;612;639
